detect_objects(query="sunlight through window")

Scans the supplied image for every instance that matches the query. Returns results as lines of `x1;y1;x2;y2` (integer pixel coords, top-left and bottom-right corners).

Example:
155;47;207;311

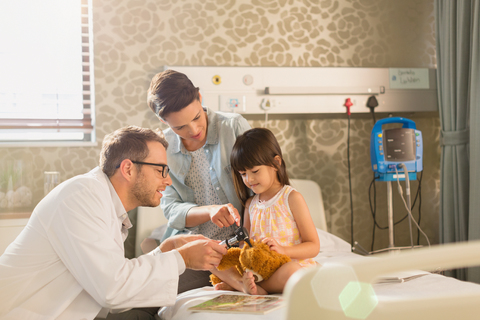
0;0;94;143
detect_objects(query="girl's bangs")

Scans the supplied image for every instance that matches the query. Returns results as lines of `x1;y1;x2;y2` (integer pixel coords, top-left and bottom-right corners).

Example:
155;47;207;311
231;144;275;172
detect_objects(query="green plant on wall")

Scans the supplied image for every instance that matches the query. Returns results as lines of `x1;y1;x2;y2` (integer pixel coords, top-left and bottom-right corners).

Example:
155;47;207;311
0;162;19;192
0;161;21;192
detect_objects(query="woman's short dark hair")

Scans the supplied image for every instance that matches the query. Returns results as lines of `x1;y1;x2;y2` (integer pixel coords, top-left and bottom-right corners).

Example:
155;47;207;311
147;69;200;120
100;126;168;177
230;128;289;206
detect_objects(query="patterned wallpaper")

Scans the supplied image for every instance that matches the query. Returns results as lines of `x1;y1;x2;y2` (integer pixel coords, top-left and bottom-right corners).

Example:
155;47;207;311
0;0;438;253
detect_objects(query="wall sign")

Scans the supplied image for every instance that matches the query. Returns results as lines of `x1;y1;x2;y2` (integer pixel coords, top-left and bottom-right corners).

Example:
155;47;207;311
389;68;430;89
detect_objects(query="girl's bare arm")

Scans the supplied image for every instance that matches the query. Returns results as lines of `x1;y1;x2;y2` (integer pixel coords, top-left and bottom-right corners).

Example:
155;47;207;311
276;190;320;259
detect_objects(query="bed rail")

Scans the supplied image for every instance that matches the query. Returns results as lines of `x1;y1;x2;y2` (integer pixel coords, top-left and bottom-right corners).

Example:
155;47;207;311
283;240;480;320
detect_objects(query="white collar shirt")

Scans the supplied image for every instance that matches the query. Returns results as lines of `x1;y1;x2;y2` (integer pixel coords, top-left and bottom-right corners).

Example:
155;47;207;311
0;167;185;320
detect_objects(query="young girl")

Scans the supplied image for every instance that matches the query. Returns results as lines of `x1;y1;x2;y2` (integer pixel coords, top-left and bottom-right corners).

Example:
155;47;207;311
216;127;320;295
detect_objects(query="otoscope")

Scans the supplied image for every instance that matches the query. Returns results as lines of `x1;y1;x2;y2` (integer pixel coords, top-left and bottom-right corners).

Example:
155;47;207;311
219;226;253;248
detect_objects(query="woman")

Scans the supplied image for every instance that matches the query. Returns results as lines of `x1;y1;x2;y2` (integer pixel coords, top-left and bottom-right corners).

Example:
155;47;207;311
146;69;251;292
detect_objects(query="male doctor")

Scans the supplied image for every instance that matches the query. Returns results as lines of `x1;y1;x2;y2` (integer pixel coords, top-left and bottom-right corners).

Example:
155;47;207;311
0;126;227;320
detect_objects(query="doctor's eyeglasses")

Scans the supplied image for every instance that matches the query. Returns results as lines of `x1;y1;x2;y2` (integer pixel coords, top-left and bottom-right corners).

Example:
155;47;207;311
131;161;170;178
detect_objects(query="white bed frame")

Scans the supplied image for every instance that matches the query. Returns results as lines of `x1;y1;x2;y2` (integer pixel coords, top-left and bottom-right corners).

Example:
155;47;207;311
136;179;328;256
283;240;480;320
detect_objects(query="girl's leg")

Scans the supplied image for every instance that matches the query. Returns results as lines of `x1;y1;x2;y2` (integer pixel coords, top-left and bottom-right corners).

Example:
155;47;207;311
242;271;268;295
211;267;244;292
212;262;302;295
214;282;235;291
256;261;302;294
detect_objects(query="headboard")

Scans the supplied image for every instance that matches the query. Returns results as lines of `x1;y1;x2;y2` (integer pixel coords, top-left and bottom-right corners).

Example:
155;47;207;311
289;179;328;232
136;179;328;256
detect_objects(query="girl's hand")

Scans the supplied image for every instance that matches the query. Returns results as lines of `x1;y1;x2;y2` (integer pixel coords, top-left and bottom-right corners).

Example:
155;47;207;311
262;238;286;255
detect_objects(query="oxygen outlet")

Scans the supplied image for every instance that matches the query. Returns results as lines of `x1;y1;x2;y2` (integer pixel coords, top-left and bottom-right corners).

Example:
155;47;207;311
344;98;353;115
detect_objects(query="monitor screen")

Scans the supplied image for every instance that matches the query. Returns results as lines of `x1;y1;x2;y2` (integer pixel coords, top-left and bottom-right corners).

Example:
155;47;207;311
384;128;416;162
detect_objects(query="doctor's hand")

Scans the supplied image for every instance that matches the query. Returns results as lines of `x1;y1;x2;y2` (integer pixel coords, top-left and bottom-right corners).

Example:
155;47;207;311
177;239;227;270
208;204;241;228
159;234;208;253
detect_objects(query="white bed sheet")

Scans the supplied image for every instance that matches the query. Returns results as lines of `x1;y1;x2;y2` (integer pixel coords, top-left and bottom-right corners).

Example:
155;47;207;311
158;229;350;320
158;231;480;320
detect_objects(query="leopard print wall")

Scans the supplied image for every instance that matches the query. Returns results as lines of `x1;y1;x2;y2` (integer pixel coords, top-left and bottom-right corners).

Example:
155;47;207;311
0;0;438;252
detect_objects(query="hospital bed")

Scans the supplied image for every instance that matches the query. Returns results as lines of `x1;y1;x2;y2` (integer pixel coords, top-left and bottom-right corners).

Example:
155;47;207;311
136;179;480;320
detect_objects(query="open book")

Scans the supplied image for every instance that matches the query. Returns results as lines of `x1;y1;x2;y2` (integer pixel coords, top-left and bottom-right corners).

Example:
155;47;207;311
375;271;431;284
188;294;284;315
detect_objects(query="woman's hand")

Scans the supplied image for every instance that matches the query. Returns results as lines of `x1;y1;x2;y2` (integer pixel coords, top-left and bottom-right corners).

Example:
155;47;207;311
262;237;286;255
209;203;240;228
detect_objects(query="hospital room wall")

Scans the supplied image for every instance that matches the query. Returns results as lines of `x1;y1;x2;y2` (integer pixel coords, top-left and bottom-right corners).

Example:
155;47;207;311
0;0;439;252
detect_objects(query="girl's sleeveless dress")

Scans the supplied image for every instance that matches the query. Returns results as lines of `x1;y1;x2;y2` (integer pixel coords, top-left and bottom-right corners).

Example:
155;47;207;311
248;185;316;267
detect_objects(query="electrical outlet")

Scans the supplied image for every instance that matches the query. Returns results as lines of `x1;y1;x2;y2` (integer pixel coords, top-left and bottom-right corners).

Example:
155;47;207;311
260;98;276;110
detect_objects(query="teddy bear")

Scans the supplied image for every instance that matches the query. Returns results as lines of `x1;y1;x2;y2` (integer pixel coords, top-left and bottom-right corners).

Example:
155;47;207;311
210;240;291;285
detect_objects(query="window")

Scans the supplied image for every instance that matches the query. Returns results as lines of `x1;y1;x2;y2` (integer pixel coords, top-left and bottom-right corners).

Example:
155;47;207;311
0;0;95;145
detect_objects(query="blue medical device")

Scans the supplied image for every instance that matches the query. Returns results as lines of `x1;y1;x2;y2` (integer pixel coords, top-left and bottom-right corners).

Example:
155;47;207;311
370;117;423;182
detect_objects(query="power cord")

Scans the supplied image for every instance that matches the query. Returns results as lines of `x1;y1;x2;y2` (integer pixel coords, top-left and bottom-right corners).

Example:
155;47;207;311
367;95;378;124
369;173;383;251
348;115;354;249
395;165;430;247
398;163;414;248
260;98;271;128
411;171;423;244
367;96;378;252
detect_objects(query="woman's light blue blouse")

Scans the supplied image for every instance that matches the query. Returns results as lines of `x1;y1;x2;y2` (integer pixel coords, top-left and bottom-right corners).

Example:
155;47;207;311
160;107;251;240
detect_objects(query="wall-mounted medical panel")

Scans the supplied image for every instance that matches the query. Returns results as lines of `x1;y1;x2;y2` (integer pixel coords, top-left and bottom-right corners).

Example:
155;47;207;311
164;66;437;114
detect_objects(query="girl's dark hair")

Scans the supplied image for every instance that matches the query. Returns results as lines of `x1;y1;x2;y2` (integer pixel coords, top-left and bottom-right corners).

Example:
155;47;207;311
230;127;289;206
147;69;200;120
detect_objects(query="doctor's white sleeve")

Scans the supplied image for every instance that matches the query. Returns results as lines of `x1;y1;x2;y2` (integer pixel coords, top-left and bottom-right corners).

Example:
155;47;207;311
46;180;181;309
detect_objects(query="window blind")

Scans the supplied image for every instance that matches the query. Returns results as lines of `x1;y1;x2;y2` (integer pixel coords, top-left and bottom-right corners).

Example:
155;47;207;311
0;0;95;143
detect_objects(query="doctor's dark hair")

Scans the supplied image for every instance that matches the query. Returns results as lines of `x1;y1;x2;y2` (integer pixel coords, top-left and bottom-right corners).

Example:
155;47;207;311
100;126;168;177
147;69;200;120
230;127;289;206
